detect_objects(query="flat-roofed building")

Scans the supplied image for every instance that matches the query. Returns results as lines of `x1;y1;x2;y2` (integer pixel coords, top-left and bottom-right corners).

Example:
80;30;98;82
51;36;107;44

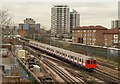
70;9;80;33
24;18;35;24
51;5;70;34
103;28;119;47
72;25;108;46
111;20;120;28
18;18;40;37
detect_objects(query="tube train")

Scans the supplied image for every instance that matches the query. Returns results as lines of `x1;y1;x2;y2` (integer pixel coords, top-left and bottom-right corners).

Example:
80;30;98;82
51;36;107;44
26;39;97;71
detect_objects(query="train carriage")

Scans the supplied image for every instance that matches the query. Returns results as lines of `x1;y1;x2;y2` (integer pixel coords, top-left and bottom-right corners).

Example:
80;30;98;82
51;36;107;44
29;40;97;71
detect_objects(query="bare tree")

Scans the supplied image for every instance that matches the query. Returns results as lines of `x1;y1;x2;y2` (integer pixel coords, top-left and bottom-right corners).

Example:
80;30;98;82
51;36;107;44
0;9;15;35
0;10;13;28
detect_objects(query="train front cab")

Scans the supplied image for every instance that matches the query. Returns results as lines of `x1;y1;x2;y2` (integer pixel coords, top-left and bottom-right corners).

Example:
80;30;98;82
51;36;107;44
85;60;97;71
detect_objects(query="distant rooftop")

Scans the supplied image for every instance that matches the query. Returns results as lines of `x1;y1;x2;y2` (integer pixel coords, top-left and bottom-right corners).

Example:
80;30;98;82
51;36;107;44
70;9;78;13
103;28;118;34
73;25;108;30
54;5;68;7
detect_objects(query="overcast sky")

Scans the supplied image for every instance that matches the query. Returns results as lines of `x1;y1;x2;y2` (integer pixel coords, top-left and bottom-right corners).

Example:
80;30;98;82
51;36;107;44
0;1;119;30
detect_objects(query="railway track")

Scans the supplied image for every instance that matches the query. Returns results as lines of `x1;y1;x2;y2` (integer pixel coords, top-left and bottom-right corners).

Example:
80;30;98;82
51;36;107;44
19;38;120;72
97;61;119;71
42;59;81;84
46;55;120;83
93;69;120;84
24;46;84;83
42;54;120;84
24;45;120;84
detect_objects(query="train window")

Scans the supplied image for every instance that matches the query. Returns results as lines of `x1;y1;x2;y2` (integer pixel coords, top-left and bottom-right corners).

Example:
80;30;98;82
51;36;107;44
56;51;59;53
68;55;70;58
58;52;60;54
79;59;81;62
71;56;73;59
64;53;66;56
60;52;62;54
87;60;90;64
51;49;53;51
94;60;96;64
63;53;66;56
75;57;77;60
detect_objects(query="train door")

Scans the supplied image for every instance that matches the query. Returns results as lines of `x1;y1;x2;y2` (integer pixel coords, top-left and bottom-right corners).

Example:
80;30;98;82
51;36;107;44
82;59;84;66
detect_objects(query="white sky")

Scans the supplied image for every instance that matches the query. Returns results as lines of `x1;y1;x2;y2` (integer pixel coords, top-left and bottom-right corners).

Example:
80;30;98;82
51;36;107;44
0;0;119;30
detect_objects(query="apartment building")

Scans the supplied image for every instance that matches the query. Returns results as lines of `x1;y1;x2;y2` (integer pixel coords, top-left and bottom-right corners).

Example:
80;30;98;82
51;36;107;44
70;9;80;33
111;20;120;28
18;18;40;37
103;28;119;47
72;26;108;46
24;18;35;24
51;5;70;34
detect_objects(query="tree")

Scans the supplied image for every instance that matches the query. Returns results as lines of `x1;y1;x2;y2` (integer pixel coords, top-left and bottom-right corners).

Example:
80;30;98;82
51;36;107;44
0;9;14;35
0;10;13;28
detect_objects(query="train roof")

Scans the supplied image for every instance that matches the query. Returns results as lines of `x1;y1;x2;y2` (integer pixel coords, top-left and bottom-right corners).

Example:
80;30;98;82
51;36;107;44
51;45;94;59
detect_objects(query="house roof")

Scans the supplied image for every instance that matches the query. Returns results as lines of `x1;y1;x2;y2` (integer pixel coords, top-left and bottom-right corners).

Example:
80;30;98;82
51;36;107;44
73;25;108;30
103;28;119;34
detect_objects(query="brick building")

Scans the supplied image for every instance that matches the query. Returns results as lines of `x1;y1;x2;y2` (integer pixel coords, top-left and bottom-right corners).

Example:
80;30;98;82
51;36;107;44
103;28;119;47
72;26;108;46
18;28;27;37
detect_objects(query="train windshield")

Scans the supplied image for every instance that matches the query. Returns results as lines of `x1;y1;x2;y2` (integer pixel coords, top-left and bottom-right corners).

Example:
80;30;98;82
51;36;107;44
87;60;96;64
87;60;90;64
94;60;96;64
